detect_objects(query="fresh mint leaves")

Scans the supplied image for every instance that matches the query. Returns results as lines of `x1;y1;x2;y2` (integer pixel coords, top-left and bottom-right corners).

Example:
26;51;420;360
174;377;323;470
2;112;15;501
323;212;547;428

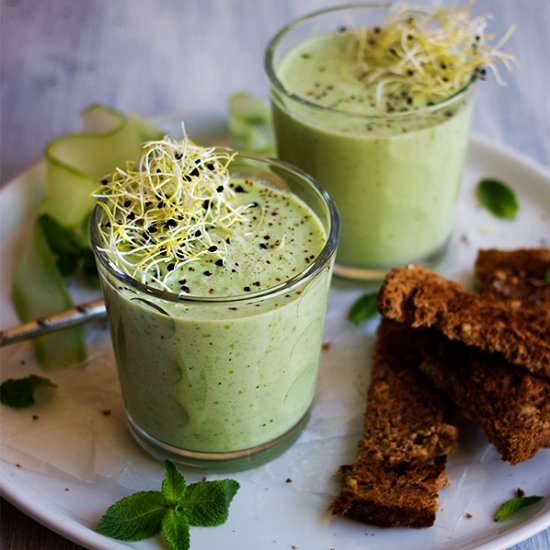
182;478;240;526
477;178;519;219
348;293;379;325
0;375;57;408
162;508;191;550
494;495;543;521
162;460;187;503
97;460;240;550
97;491;169;541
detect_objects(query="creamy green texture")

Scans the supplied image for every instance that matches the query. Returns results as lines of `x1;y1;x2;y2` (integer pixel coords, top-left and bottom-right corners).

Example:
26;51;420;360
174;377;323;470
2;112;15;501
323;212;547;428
273;32;474;268
100;177;331;453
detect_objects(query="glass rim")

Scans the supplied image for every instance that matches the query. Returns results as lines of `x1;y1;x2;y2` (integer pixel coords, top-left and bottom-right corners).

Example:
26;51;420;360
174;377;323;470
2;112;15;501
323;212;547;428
90;149;340;305
264;2;477;121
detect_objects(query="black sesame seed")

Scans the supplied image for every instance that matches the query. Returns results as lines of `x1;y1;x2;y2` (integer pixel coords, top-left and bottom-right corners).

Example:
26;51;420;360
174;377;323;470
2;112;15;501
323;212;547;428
208;245;218;252
190;168;199;177
243;286;251;292
175;152;183;160
101;178;108;185
167;263;175;271
203;200;210;209
216;185;224;192
124;200;131;207
259;243;268;250
165;219;177;228
264;235;270;240
206;162;215;170
127;212;135;221
180;285;190;293
407;69;414;76
145;201;152;207
204;271;212;277
179;279;187;284
148;225;157;233
234;185;245;193
195;230;202;237
215;259;224;267
253;281;260;287
250;202;259;208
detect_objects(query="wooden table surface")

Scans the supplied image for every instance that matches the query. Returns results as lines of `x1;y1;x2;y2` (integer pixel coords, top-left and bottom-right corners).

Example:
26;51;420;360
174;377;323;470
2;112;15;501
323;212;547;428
1;0;549;549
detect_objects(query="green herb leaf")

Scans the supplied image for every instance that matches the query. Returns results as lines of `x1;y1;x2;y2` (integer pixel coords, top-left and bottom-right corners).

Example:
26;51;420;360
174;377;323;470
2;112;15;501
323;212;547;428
477;178;519;219
348;293;379;325
162;460;186;503
162;507;190;550
182;479;240;526
494;495;543;521
97;491;168;541
0;375;57;408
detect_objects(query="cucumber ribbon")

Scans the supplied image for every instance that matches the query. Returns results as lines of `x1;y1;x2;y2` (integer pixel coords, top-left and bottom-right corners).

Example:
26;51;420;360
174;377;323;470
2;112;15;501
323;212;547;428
11;104;162;369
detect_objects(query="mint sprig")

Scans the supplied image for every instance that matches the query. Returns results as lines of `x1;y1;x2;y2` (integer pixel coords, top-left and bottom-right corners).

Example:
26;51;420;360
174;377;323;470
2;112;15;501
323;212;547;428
97;460;240;550
0;375;57;408
494;495;543;522
348;293;378;325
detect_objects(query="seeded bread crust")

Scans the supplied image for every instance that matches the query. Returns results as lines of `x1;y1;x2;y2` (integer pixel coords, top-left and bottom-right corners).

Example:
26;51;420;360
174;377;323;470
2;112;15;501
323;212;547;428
378;266;550;379
331;458;448;528
417;249;550;464
360;320;458;465
475;248;550;307
419;332;550;464
330;320;457;528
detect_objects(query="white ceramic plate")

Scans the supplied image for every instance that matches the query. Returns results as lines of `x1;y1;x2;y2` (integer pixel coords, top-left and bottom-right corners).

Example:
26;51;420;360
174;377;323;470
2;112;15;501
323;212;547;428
1;114;549;550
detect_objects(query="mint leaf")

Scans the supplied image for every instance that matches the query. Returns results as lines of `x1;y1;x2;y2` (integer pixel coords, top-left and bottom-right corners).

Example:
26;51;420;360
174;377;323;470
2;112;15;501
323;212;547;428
494;495;543;521
477;178;519;219
97;491;168;541
0;375;57;408
162;460;186;503
162;507;190;550
348;293;378;325
182;479;240;526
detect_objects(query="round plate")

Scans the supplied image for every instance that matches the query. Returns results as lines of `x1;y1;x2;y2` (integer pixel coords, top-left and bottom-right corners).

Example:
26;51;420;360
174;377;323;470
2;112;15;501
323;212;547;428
1;114;549;550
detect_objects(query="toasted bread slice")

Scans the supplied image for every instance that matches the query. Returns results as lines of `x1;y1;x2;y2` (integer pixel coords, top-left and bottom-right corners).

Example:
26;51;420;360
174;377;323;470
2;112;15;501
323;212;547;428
331;320;457;528
419;332;550;464
475;248;550;307
360;320;458;465
331;458;448;528
378;266;550;379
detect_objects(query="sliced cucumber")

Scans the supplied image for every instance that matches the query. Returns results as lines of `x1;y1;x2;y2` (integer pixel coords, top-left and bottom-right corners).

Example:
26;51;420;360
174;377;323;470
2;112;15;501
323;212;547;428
11;220;86;370
43;104;163;229
228;93;275;156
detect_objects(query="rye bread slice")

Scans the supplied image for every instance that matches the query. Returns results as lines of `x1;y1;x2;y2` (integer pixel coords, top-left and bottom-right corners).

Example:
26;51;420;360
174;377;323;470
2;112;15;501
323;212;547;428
475;248;550;307
331;458;448;528
360;320;458;465
331;320;457;528
378;265;550;379
419;332;550;464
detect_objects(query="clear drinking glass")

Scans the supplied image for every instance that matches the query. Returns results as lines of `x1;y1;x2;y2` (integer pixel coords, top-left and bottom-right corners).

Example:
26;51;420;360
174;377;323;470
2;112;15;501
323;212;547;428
266;3;476;281
91;152;340;471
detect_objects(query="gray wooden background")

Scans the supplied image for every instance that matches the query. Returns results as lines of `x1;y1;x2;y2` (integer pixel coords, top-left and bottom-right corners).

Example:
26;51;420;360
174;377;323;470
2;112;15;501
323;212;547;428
1;0;549;549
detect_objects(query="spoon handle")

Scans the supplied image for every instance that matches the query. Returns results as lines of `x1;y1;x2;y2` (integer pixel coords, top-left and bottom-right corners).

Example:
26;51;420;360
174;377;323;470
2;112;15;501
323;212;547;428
0;299;107;347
